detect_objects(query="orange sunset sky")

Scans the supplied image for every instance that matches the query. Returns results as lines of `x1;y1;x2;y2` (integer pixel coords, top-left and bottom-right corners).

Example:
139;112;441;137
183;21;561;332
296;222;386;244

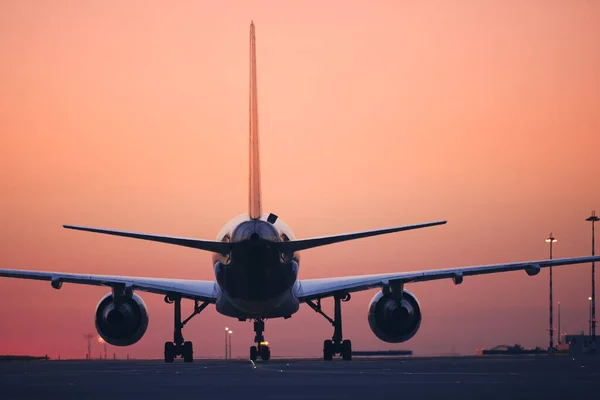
1;1;599;359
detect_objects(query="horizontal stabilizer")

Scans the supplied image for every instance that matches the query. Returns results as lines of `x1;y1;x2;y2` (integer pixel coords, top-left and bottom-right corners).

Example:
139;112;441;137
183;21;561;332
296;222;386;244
276;220;446;253
63;225;231;255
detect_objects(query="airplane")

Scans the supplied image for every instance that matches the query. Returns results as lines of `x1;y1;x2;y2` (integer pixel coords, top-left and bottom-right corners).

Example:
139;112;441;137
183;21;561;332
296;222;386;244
2;21;599;363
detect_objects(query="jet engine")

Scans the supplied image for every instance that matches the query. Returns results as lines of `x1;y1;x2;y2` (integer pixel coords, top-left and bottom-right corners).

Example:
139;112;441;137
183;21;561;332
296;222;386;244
367;289;422;343
95;292;149;346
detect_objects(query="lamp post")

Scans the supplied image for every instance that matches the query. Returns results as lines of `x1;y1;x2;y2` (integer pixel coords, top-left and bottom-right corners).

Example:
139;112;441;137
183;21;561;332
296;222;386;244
586;211;598;342
545;233;557;350
228;330;233;359
557;301;561;345
589;297;593;336
225;327;229;359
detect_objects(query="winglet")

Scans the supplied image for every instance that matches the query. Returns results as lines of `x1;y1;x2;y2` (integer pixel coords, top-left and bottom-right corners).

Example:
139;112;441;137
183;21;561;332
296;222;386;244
248;21;262;219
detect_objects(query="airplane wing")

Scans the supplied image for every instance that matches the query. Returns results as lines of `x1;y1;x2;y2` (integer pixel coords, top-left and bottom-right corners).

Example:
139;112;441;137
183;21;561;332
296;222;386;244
63;225;231;255
295;255;600;301
0;269;218;302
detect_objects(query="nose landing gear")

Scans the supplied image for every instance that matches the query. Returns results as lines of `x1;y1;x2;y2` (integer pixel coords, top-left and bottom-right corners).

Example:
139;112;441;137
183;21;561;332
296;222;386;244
307;293;352;361
249;319;271;361
163;295;209;363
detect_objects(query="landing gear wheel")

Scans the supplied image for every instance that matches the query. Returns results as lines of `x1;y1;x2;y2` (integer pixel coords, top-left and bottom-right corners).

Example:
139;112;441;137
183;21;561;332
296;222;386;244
163;296;209;363
251;319;271;361
261;346;271;361
183;341;194;363
342;340;352;361
323;340;333;361
164;342;175;363
309;294;353;361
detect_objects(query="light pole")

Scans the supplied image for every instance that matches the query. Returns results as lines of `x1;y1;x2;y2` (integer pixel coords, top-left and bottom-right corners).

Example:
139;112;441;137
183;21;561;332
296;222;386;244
225;327;229;359
545;233;557;350
228;330;233;359
557;301;561;345
586;211;598;342
589;297;593;336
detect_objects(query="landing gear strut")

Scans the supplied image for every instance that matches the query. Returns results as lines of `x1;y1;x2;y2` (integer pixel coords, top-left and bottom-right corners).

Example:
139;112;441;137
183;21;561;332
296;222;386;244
249;319;271;361
307;293;352;361
163;295;209;363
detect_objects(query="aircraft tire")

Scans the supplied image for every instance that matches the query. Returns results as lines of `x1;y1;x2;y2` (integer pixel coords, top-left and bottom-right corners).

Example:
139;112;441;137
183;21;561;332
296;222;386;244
183;341;193;363
261;347;271;361
342;340;352;361
323;340;333;361
164;342;175;363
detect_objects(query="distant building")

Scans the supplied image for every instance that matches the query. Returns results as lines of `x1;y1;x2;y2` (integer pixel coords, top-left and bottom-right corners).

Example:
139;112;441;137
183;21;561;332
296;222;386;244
565;335;597;355
476;344;545;355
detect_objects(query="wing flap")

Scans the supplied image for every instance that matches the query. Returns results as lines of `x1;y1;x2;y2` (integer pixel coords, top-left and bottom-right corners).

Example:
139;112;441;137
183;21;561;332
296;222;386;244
296;255;600;301
0;269;218;302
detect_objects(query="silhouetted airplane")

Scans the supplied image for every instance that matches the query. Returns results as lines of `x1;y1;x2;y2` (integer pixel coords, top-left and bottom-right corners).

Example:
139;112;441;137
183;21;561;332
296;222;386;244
2;22;599;362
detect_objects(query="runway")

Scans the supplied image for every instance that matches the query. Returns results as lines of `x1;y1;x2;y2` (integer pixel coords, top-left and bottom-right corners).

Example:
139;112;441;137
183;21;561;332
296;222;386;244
1;355;598;399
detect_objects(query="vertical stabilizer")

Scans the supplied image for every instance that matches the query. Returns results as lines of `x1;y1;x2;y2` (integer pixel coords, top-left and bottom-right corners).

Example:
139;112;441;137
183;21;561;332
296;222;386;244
248;21;262;219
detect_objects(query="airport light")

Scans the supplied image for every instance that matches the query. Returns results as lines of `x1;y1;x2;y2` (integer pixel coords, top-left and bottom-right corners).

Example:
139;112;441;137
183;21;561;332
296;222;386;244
557;301;561;345
545;233;557;350
225;327;229;359
590;297;593;336
586;211;598;342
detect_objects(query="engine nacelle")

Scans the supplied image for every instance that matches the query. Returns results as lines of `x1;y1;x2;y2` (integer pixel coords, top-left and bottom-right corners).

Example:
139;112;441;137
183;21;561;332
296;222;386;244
95;292;149;346
368;289;422;343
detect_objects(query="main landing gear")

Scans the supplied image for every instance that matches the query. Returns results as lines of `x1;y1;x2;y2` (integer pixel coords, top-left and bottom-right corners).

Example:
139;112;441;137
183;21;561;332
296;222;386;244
163;295;209;363
307;293;352;361
249;319;271;361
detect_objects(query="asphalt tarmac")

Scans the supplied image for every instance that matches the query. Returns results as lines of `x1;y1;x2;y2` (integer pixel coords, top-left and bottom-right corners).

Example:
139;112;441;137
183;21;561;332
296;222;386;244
1;355;599;400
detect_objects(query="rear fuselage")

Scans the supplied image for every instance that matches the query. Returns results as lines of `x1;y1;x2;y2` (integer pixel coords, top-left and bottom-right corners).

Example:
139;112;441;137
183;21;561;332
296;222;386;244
213;214;300;319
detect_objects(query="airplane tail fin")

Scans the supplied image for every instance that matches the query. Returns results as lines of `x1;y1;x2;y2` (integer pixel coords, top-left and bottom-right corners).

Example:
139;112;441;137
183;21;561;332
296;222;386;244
248;21;262;219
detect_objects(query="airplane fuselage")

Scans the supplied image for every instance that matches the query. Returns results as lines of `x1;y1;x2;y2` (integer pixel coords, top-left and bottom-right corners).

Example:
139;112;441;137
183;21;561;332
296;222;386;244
212;214;301;319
